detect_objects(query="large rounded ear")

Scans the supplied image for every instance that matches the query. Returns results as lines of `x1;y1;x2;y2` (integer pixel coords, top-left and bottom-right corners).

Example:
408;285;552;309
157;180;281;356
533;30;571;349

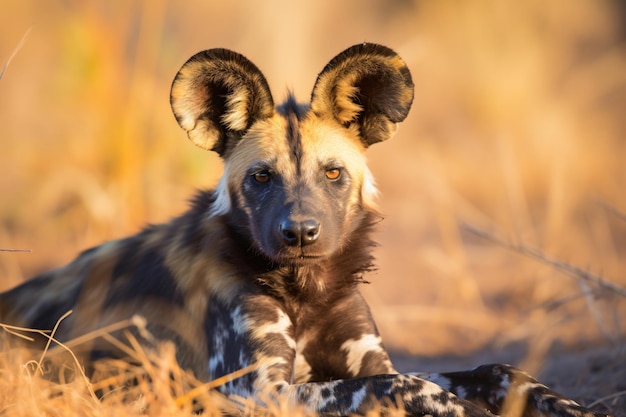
170;49;275;156
310;43;414;147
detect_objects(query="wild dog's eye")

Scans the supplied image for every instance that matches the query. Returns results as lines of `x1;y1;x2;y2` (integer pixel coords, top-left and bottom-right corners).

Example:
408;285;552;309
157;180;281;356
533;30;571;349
253;171;271;183
325;168;341;180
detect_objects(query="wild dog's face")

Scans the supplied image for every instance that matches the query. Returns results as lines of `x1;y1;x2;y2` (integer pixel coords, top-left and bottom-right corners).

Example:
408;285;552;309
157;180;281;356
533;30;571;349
222;112;374;263
170;44;413;264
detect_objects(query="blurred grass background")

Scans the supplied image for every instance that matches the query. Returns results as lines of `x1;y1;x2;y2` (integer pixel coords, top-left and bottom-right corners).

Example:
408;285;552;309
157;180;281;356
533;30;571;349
1;0;625;373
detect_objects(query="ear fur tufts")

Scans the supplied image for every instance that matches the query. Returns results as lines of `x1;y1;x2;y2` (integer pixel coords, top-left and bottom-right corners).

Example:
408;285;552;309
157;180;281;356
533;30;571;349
310;43;414;147
170;49;274;156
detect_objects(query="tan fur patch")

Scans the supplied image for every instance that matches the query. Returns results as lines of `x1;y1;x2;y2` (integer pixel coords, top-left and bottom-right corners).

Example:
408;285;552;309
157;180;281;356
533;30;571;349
298;116;378;212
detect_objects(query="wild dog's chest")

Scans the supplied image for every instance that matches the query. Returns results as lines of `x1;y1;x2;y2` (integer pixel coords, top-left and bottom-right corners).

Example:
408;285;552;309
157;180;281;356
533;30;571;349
201;282;393;387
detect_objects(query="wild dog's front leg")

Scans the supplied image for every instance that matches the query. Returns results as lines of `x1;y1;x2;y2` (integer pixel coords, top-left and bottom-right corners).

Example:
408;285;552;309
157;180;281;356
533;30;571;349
207;291;492;416
294;290;396;382
204;292;297;398
414;364;610;417
287;291;494;416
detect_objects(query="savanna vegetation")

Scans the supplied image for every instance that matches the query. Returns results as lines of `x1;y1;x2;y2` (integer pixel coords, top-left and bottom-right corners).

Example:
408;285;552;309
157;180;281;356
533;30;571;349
1;1;625;415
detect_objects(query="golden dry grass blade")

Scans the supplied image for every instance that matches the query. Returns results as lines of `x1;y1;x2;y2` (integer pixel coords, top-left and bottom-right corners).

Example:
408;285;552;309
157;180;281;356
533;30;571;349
0;323;41;342
0;26;31;81
1;314;99;403
174;363;258;408
37;310;73;374
49;317;138;354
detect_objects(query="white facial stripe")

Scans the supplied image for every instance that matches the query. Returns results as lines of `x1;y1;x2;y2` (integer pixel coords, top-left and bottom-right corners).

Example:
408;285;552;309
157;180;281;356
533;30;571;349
361;166;380;211
209;168;232;217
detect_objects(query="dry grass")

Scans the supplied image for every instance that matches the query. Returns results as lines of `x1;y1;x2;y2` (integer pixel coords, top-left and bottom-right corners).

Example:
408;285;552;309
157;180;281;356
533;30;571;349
1;0;626;415
0;316;311;417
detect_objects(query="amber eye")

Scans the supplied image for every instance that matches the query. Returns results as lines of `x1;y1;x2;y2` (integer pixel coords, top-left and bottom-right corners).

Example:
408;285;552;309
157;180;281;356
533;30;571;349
253;171;270;183
325;168;341;180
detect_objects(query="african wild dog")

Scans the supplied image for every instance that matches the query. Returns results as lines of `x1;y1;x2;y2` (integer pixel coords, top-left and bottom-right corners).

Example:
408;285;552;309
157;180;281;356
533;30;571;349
0;44;608;417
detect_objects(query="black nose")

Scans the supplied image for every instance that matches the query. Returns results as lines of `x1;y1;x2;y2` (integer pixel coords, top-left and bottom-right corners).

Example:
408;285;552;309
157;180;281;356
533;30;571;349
279;219;320;246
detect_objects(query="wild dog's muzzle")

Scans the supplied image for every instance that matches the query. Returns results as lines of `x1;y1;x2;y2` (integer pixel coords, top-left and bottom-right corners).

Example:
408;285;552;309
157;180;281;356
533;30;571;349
279;218;321;247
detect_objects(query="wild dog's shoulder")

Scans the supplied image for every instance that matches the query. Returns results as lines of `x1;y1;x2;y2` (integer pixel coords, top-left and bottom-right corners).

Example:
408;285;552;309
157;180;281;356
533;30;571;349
76;189;233;296
0;189;224;328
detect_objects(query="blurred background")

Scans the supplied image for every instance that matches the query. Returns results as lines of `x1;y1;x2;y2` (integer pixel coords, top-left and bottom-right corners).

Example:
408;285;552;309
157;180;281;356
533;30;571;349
1;0;625;403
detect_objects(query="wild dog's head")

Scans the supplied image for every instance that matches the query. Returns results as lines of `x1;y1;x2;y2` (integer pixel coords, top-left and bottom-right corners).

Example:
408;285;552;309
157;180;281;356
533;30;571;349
170;44;413;265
